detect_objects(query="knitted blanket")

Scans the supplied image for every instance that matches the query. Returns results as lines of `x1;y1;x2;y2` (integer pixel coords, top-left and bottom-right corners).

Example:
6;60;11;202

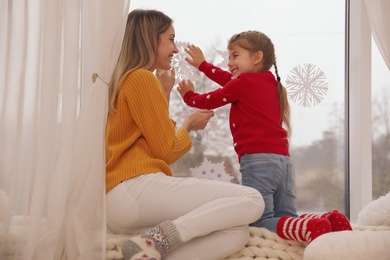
106;224;390;260
4;218;388;260
106;227;308;260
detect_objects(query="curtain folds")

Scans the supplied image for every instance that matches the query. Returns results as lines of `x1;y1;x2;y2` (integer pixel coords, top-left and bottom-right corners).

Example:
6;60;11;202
364;0;390;70
0;0;130;259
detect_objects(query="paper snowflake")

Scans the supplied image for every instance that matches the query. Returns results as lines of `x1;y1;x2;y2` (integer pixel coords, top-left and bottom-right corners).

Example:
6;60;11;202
215;50;229;69
172;41;201;84
190;158;234;182
285;63;328;107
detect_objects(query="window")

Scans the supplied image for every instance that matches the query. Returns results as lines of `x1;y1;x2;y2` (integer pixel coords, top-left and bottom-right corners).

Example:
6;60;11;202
130;0;347;215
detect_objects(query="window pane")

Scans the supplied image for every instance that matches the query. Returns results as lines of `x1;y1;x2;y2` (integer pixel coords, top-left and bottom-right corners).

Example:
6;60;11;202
371;38;390;200
130;0;346;213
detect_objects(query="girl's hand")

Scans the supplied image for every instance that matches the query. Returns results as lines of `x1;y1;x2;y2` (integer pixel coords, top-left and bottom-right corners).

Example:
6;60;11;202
177;79;195;98
182;110;214;132
156;68;176;98
185;44;206;68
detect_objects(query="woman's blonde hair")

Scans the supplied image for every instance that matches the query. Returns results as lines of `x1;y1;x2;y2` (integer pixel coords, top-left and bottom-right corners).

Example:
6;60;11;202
228;31;291;136
108;9;173;113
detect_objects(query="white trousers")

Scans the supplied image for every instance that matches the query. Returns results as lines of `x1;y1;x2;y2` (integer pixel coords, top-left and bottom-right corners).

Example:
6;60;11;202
106;172;264;260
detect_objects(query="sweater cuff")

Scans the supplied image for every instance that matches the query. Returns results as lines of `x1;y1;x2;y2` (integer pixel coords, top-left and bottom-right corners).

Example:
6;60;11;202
183;91;194;103
176;127;192;148
198;60;209;72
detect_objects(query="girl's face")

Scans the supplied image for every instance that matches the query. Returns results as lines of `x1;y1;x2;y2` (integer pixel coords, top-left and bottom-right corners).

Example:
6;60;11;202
152;24;178;71
228;45;263;79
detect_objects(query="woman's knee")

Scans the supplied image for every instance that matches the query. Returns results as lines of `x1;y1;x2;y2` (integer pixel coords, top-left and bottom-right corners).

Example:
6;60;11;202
242;186;265;221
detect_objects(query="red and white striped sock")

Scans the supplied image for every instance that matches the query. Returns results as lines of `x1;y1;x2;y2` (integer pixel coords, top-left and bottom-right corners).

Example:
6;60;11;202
300;210;353;232
276;216;331;243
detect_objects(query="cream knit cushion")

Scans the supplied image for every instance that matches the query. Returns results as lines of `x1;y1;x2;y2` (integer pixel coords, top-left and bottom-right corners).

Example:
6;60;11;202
303;225;390;260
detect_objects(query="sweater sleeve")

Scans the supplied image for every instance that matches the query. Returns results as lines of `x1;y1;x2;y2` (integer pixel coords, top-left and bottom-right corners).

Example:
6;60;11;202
183;76;243;110
199;61;233;86
124;69;192;164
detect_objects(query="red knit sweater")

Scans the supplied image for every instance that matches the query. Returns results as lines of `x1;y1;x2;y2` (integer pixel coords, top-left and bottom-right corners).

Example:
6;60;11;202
183;61;289;162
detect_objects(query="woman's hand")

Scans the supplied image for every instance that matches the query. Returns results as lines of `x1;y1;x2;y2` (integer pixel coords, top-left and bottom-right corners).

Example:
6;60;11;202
182;109;214;132
185;44;206;68
177;79;195;98
156;68;176;101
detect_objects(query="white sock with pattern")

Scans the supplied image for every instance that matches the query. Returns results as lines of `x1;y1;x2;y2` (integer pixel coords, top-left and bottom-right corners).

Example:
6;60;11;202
121;221;183;260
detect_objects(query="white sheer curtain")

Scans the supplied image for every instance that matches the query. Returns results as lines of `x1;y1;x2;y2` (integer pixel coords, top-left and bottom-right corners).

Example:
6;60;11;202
365;0;390;70
0;0;129;259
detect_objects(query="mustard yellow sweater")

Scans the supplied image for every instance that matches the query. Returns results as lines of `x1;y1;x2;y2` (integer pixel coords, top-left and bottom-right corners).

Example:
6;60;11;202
105;69;192;193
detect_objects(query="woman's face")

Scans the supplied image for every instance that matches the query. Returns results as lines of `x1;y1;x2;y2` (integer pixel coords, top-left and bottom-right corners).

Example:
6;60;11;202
152;24;178;71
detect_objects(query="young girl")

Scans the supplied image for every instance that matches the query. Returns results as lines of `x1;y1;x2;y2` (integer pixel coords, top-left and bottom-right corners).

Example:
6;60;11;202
177;30;352;244
105;10;265;260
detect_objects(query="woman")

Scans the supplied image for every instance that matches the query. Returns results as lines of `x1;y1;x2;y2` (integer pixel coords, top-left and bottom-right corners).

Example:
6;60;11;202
105;9;264;260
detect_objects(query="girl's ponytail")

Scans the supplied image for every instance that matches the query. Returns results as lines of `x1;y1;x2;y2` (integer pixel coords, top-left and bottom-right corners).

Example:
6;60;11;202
274;63;291;137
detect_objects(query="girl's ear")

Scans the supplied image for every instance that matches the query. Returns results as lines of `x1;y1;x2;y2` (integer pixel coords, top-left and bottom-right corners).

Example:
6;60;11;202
253;51;264;65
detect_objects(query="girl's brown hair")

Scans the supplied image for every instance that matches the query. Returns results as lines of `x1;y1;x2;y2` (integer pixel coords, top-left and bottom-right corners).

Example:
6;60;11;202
108;9;173;113
228;31;291;136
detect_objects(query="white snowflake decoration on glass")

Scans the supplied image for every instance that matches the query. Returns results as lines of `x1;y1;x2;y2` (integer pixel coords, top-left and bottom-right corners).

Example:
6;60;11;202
172;44;229;139
190;158;234;182
172;41;201;84
285;63;328;107
197;109;226;138
215;50;229;70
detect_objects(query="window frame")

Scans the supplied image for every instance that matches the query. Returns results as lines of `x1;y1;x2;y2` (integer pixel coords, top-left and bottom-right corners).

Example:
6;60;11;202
347;0;373;221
